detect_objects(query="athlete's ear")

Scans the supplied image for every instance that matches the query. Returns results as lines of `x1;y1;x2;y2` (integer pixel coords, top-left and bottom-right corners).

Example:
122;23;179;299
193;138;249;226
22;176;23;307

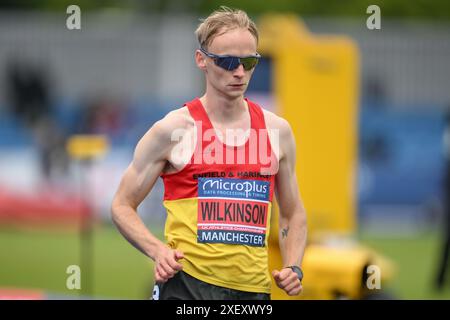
195;49;207;71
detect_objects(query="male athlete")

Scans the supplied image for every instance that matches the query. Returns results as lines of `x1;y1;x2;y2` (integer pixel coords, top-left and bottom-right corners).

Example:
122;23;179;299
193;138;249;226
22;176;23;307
111;7;307;300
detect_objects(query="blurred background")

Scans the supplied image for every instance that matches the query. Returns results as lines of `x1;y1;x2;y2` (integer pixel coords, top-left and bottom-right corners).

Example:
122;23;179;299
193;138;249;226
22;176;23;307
1;0;450;299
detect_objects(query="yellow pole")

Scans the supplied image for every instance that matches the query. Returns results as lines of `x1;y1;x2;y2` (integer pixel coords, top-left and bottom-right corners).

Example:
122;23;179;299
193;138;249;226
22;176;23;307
66;134;109;298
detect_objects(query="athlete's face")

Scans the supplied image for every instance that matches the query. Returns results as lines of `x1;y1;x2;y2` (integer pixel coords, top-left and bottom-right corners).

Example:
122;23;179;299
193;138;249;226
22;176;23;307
196;28;258;100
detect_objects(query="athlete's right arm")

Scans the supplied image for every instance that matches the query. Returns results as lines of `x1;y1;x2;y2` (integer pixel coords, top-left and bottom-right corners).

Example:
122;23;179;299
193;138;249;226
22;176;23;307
111;115;185;283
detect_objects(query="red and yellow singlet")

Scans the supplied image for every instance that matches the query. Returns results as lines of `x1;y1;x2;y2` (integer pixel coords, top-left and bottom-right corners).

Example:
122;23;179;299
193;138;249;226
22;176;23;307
160;97;278;293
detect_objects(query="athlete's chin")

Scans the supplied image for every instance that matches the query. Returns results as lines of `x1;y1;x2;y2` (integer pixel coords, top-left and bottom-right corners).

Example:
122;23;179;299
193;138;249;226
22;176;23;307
224;92;245;100
223;87;247;99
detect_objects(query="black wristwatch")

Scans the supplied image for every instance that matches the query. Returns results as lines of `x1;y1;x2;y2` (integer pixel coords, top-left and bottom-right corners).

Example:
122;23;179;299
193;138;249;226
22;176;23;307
288;266;303;282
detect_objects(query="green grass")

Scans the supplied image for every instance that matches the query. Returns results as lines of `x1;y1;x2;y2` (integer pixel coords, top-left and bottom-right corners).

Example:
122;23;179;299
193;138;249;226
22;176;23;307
1;224;450;299
0;224;160;299
360;231;450;300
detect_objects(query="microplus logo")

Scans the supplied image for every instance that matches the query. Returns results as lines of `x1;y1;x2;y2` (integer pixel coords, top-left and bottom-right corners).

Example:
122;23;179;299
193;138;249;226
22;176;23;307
203;179;268;197
199;178;270;200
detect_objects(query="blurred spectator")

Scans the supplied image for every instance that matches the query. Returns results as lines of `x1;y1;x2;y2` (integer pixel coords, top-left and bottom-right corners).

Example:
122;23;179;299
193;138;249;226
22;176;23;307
5;58;68;183
436;108;450;290
6;58;51;126
78;95;129;139
34;116;69;183
364;74;387;108
361;132;390;165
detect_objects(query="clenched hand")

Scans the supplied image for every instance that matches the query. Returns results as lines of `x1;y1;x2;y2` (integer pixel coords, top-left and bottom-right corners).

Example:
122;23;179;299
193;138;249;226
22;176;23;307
154;246;184;283
272;268;302;296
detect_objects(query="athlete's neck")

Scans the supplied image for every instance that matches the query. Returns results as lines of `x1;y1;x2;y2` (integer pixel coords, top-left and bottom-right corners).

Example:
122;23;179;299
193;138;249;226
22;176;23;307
199;93;247;124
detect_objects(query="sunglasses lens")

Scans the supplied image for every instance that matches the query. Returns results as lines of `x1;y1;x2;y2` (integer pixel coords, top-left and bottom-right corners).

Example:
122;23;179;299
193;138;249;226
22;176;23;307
214;56;259;71
241;57;259;71
216;57;240;71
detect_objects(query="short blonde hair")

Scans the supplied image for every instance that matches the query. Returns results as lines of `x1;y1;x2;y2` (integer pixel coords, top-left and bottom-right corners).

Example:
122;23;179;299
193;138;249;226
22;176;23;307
195;6;259;50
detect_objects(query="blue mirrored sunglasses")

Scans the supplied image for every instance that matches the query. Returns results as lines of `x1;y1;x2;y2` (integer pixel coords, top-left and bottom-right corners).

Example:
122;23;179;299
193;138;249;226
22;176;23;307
199;47;261;71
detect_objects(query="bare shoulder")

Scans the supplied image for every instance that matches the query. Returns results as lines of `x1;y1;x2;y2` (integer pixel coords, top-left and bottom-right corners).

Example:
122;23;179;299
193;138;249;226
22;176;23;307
140;106;193;142
261;108;296;162
163;106;194;127
262;108;293;137
154;106;193;134
134;106;194;162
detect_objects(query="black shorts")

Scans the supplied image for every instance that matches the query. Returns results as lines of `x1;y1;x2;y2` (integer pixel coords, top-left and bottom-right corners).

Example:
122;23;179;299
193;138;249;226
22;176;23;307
152;271;271;300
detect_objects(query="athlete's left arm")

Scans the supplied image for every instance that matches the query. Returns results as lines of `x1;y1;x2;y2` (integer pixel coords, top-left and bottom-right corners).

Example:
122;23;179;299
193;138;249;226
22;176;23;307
272;118;308;296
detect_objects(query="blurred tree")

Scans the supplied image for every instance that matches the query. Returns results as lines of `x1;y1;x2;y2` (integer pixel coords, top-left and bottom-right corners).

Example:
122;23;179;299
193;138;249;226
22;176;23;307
436;109;450;290
1;0;450;20
194;0;450;20
0;0;134;11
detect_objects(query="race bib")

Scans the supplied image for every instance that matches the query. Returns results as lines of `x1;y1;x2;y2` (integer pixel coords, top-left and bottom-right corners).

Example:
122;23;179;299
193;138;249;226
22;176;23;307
197;178;270;247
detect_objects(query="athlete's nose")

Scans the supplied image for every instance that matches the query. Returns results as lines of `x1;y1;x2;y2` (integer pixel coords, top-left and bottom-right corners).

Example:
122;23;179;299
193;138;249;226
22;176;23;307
233;64;245;78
